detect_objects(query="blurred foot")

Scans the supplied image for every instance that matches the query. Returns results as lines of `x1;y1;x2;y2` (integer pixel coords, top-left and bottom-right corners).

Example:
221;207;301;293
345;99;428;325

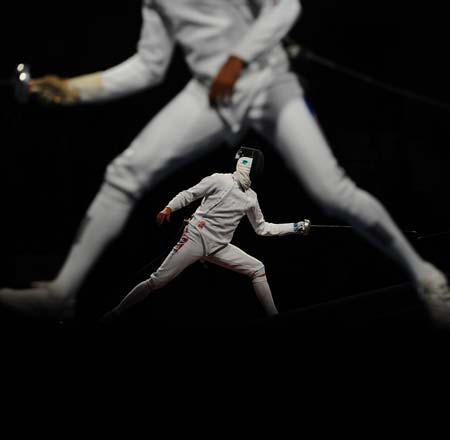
415;263;450;329
0;282;75;321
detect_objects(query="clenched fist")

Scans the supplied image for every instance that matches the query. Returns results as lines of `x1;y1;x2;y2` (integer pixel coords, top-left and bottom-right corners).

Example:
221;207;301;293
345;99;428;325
156;207;172;225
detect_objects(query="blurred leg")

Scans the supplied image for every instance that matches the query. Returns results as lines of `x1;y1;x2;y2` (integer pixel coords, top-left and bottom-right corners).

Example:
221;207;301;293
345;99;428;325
0;82;228;317
254;93;450;326
256;96;429;282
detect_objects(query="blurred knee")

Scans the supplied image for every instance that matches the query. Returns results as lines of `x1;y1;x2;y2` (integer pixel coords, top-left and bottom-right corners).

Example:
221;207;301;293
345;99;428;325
105;156;147;200
86;181;136;219
147;273;166;291
104;139;169;200
251;264;266;282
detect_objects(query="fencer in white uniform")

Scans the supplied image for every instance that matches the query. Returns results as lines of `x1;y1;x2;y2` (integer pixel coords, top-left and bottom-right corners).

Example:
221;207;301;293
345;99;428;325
103;147;310;320
1;0;449;326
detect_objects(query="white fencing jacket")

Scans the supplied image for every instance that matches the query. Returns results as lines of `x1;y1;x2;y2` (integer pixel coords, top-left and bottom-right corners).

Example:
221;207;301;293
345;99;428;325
76;0;302;132
167;173;297;255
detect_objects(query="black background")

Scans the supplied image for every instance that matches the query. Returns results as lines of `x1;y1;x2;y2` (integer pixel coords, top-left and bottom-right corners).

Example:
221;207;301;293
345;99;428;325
1;0;450;328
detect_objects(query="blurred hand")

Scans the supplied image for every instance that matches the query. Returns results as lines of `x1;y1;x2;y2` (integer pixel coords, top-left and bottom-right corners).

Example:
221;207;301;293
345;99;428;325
209;56;245;107
30;75;80;105
156;207;172;225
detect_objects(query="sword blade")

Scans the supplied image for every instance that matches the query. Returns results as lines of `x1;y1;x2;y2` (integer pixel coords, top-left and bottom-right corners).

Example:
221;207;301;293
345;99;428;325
310;225;418;234
310;225;352;228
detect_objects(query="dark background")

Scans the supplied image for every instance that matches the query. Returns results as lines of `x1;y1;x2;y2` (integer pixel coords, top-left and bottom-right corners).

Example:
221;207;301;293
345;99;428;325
1;0;449;328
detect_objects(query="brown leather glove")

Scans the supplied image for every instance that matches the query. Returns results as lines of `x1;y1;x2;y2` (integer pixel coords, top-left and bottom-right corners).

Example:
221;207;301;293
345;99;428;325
30;75;80;105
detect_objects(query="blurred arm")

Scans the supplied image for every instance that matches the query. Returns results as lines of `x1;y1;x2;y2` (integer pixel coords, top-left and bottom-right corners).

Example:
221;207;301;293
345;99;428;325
66;5;175;103
95;7;174;99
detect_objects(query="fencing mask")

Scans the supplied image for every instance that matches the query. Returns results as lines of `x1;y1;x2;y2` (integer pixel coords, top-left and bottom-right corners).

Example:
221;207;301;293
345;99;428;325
234;147;264;190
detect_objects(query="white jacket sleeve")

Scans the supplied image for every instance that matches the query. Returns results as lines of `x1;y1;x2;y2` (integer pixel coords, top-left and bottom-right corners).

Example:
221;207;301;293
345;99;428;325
247;197;296;236
166;175;217;212
69;5;175;103
232;0;301;64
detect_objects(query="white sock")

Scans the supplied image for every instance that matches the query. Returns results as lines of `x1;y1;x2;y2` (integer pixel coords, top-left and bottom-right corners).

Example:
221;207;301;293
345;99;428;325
115;279;153;314
53;183;135;298
252;276;279;316
340;189;429;283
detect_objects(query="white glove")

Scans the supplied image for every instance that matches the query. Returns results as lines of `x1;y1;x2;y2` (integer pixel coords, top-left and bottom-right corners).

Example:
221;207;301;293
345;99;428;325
294;219;311;236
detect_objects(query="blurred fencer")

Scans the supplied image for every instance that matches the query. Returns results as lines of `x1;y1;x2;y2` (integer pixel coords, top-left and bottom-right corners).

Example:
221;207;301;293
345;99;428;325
102;147;310;321
1;0;449;326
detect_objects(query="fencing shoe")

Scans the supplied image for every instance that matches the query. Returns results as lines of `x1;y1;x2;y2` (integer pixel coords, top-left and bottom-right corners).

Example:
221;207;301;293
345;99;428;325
415;263;450;329
0;282;75;321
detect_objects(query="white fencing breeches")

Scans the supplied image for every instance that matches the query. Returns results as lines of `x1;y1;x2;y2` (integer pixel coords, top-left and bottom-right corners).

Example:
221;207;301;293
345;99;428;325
115;226;278;316
104;82;230;198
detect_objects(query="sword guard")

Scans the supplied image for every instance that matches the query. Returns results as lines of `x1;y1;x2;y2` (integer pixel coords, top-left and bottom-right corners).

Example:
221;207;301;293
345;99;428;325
14;63;31;103
295;219;311;236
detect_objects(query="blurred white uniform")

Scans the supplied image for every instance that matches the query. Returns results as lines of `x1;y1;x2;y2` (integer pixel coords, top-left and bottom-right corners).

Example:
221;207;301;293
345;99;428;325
2;0;448;325
90;0;297;133
78;0;304;198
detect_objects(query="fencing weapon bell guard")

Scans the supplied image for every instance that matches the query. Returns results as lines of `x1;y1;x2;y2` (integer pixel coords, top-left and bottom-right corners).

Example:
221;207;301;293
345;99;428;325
0;63;32;103
294;219;311;235
14;64;31;103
